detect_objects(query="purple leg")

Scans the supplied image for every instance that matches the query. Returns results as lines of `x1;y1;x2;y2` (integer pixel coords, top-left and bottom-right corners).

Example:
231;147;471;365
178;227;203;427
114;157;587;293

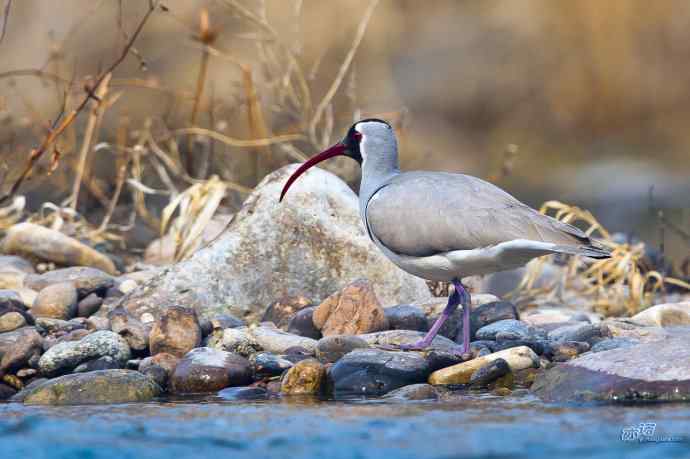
400;279;463;351
456;280;472;354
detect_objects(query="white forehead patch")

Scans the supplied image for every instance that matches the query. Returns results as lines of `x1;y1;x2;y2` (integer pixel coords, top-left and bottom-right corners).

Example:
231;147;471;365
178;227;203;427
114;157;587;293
354;121;391;163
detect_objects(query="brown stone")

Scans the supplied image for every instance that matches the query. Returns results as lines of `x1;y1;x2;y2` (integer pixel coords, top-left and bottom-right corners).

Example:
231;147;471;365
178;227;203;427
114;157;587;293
109;307;149;352
149;306;201;357
313;279;387;336
0;327;43;376
139;352;180;389
0;312;27;332
77;293;103;317
169;347;252;394
31;282;78;320
281;359;326;395
261;296;312;329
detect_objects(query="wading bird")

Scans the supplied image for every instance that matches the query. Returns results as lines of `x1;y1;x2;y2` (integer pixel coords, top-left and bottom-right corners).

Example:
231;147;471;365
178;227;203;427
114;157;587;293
280;119;610;356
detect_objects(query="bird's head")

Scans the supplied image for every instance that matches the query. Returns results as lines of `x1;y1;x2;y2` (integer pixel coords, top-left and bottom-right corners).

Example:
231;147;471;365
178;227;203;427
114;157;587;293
279;118;393;201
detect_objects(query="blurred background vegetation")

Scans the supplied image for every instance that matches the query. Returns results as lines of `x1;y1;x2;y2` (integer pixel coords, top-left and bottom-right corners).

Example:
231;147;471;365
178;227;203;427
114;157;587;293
0;0;688;267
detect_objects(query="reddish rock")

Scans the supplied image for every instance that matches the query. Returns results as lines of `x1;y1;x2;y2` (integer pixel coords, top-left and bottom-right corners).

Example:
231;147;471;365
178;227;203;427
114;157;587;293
31;282;78;320
313;279;387;336
149;306;201;357
169;347;252;394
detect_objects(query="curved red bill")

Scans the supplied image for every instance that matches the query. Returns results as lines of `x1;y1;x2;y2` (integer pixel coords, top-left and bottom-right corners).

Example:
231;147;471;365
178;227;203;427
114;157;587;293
279;143;346;202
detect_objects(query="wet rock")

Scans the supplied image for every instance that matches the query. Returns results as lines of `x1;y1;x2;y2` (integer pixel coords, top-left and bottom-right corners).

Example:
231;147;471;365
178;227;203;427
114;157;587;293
357;329;457;352
547;323;610;345
262;296;312;330
469;358;511;387
251;325;317;354
139;352;179;389
313;279;387;337
631;302;690;327
149;306;201;358
206;314;245;334
282;347;314;363
486;339;547;355
281;359;326;395
330;349;433;396
428;346;540;385
384;305;428;332
590;337;639;353
0;312;27;332
108;307;148;352
116;166;430;323
77;293;103;317
532;331;690;402
382;383;439;401
463;301;520;339
73;356;122;373
34;317;84;335
38;330;131;376
22;369;160;405
475;319;544;341
0;290;33;327
251;352;293;378
208;327;260;357
1;223;117;274
0;382;16;400
26;267;114;299
286;306;321;339
218;386;268;401
0;255;35;274
0;327;43;375
421;297;511;341
31;282;78;320
316;335;369;363
542;341;590;362
170;347;252;394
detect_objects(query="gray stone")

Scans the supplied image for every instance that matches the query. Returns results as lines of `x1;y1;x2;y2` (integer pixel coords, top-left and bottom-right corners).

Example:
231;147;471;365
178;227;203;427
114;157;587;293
77;293;103;317
475;319;544;341
329;348;433;396
590;337;639;353
382;383;439;401
26;267;114;299
22;369;160;405
547;323;610;345
38;330;131;376
108;307;148;352
384;305;428;332
170;347;253;394
208;327;261;357
218;386;269;400
356;329;457;352
0;290;33;325
316;335;369;363
0;382;16;400
251;326;317;354
34;317;84;335
532;329;690;402
73;355;121;372
0;255;35;274
469;358;511;386
287;306;321;339
116;165;430;322
251;352;293;378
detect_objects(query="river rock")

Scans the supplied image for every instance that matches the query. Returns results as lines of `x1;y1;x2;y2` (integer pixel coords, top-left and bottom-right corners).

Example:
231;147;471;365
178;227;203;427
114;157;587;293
542;341;590;362
603;319;671;343
170;347;252;394
206;314;245;334
330;348;432;396
0;382;16;400
38;330;131;376
1;223;116;274
313;279;387;337
384;305;428;332
0;327;43;375
287;306;321;339
34;317;84;335
139;352;179;389
475;319;544;341
357;329;457;352
262;296;312;329
77;293;103;317
281;359;326;395
251;325;317;354
590;337;639;353
421;296;507;341
208;327;260;356
0;290;33;325
316;335;369;363
469;358;511;387
109;307;148;352
630;302;690;327
26;267;114;299
73;355;122;373
547;323;610;345
251;352;293;378
31;282;78;320
0;312;26;333
115;165;430;322
462;301;519;339
22;369;160;405
149;306;201;357
0;255;34;274
532;330;690;402
0;271;25;290
382;383;440;401
428;346;540;385
218;386;269;401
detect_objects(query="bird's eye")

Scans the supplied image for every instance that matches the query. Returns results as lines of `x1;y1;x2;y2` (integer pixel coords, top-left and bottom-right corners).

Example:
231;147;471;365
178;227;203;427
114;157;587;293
353;132;363;142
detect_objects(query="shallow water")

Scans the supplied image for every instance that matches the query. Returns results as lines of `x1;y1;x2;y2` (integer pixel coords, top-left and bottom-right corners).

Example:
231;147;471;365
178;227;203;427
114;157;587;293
1;393;689;459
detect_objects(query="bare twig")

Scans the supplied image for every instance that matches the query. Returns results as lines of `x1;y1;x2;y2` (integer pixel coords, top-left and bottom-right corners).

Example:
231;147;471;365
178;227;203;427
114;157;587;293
174;127;303;148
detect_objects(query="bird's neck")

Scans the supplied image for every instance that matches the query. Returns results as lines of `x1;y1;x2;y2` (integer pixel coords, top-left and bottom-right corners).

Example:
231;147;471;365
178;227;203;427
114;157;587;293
358;138;400;211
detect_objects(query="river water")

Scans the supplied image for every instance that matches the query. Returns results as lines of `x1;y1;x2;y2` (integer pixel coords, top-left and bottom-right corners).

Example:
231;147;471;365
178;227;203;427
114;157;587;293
1;393;689;459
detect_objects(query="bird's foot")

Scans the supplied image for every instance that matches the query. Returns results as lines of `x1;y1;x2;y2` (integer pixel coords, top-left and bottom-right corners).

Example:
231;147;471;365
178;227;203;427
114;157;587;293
450;345;474;362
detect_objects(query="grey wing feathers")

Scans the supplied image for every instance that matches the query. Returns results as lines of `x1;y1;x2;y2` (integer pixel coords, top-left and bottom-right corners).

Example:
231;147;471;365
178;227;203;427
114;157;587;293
365;172;610;259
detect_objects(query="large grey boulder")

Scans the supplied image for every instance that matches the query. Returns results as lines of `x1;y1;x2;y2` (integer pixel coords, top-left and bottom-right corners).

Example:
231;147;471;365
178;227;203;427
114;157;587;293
116;165;430;321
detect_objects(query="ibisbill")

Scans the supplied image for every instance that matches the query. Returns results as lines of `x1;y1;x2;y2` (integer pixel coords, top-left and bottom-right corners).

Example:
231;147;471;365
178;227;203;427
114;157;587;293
280;118;610;356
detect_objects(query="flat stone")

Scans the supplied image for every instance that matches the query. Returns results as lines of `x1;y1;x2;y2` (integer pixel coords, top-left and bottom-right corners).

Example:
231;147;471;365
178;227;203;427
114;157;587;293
357;329;457;352
34;317;84;335
522;309;588;327
22;369;160;405
1;223;117;274
251;326;317;354
281;359;326;395
73;355;122;373
382;383;439;401
547;323;610;345
0;327;43;375
313;279;387;336
149;306;201;357
262;296;312;330
469;358;511;387
475;319;544;341
0;312;27;333
631;302;690;327
26;267;114;299
316;335;369;363
543;341;590;362
108;307;148;352
286;306;321;339
38;330;131;376
251;352;293;378
384;305;428;332
77;293;103;317
170;347;252;394
428;346;540;385
532;330;690;402
603;319;672;343
115;166;430;323
31;282;78;320
590;337;639;353
0;255;35;274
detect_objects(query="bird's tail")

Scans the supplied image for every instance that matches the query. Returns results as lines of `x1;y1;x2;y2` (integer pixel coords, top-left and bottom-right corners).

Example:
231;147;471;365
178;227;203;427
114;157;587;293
552;240;612;259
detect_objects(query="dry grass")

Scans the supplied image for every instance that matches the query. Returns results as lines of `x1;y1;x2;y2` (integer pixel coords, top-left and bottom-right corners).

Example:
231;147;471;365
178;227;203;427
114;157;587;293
512;201;690;316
